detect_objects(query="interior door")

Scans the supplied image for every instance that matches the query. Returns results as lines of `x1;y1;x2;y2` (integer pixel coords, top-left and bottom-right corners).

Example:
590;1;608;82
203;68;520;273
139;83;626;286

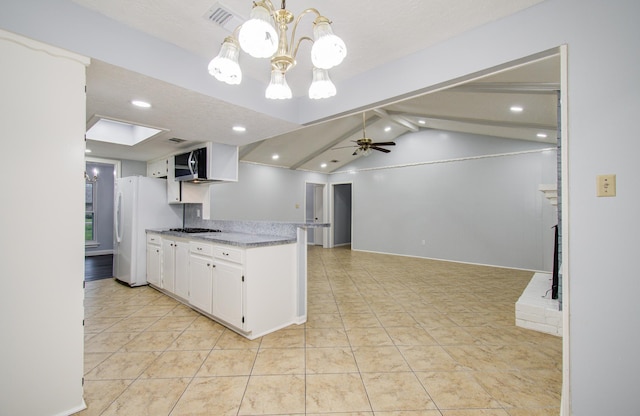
313;185;324;245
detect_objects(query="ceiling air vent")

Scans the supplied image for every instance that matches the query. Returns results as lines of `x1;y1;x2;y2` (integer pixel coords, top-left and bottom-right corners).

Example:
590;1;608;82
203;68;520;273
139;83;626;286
203;2;244;32
168;137;187;144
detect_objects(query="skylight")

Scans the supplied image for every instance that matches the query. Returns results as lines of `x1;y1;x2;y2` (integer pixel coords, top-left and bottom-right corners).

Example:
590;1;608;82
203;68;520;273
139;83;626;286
86;117;165;146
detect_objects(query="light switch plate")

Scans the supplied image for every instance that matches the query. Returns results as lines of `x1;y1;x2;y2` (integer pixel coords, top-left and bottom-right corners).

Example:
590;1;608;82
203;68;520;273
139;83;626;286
596;174;616;197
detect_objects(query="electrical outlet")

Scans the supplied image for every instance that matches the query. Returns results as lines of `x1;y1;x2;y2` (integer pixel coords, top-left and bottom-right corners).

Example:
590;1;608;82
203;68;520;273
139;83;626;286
596;174;616;197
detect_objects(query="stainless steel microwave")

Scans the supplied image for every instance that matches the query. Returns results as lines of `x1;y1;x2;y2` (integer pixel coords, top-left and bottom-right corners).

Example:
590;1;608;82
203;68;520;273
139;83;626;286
174;146;211;182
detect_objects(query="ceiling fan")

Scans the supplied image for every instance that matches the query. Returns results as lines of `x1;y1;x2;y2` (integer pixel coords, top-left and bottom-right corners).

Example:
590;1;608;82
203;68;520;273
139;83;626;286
334;112;396;156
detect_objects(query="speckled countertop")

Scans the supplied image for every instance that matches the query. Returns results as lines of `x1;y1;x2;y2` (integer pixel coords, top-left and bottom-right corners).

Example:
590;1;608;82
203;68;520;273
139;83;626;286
147;229;296;248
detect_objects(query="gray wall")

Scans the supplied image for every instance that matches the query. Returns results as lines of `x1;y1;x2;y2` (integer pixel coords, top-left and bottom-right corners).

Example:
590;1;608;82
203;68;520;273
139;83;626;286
121;159;147;177
208;162;328;221
332;130;557;271
333;184;352;246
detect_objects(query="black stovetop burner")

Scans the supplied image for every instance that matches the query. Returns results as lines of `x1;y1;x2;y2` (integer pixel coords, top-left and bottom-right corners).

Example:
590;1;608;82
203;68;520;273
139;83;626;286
169;227;222;233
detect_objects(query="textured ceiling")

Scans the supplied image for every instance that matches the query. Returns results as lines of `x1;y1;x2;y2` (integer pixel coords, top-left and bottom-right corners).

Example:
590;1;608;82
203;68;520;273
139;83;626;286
69;0;556;170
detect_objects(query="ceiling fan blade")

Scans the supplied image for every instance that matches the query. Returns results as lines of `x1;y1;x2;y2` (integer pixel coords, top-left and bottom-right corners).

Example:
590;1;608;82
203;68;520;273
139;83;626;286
371;146;391;153
370;142;396;146
352;150;358;156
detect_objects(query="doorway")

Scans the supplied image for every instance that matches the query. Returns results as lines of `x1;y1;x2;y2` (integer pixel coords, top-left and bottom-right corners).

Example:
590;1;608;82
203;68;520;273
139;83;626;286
305;182;326;246
331;183;352;247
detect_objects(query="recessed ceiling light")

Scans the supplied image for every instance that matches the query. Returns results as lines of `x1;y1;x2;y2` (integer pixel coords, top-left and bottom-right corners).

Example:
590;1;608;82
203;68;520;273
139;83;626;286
232;126;246;132
510;105;524;113
320;163;327;168
384;126;391;132
537;133;548;138
272;154;279;160
131;100;151;108
85;149;91;153
418;120;426;125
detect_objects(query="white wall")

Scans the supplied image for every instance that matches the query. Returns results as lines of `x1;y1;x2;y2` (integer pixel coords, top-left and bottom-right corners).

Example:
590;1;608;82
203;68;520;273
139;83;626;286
332;129;557;271
208;162;328;221
0;30;88;415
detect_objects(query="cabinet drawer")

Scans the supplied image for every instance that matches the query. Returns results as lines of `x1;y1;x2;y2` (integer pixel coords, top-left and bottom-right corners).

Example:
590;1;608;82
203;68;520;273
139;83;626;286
146;233;161;245
190;241;213;256
214;245;243;264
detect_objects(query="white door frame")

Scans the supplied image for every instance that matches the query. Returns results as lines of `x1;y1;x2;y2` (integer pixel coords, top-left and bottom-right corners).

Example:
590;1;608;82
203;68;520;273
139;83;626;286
328;181;353;249
304;181;328;248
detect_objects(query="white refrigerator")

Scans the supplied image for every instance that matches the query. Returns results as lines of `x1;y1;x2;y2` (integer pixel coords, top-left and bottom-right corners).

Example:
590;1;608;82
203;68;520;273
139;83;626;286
113;176;182;286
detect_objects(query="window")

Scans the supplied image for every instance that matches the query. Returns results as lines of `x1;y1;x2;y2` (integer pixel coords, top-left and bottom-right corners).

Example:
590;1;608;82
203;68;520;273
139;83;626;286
85;180;97;244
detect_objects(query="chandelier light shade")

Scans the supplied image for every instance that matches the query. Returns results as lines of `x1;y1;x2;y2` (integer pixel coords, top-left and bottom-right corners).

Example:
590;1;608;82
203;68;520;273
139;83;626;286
208;0;347;100
238;4;279;58
208;36;242;85
311;17;347;69
266;69;293;99
308;67;336;99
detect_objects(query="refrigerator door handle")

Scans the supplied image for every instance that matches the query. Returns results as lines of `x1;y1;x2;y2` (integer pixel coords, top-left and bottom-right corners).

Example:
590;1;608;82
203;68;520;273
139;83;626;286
115;191;123;243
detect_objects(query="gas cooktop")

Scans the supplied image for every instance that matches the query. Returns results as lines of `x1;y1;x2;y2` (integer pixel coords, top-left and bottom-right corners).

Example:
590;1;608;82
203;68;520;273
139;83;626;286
169;228;222;233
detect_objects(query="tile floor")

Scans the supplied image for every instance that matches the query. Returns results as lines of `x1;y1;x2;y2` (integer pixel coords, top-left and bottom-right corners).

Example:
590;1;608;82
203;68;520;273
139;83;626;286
79;246;562;416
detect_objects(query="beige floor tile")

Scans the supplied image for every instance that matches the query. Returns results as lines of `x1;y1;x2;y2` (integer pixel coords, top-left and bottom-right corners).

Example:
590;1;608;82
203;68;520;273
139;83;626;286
306;327;350;347
83;352;111;375
341;312;382;328
214;329;262;349
346;327;394;346
426;326;478;345
84;332;138;353
361;372;437;412
441;410;510;416
306;347;359;374
82;247;561;415
306;312;345;328
170;376;248;416
353;346;411;373
239;374;305;415
417;371;501;409
306;373;372;413
100;377;190;416
473;370;562;409
260;327;305;348
252;348;305;375
187;315;226;331
386;326;439;346
75;379;132;416
166;329;222;350
120;330;182;352
398;345;465;372
84;351;161;380
145;315;197;331
140;350;209;378
196;348;257;376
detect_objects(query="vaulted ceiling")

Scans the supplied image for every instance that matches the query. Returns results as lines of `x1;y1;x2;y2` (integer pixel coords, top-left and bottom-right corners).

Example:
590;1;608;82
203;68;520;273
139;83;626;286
69;0;558;172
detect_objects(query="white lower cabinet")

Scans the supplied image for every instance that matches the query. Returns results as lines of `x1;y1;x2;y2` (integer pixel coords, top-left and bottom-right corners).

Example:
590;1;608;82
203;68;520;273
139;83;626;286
189;241;214;314
146;233;162;286
213;247;245;330
148;233;297;339
161;237;189;298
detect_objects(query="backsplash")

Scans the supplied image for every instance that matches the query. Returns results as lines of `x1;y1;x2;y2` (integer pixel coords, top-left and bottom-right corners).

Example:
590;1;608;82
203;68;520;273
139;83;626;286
183;204;299;237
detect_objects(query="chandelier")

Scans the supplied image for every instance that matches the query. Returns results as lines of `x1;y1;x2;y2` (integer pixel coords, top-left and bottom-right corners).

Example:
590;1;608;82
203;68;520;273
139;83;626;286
207;0;347;100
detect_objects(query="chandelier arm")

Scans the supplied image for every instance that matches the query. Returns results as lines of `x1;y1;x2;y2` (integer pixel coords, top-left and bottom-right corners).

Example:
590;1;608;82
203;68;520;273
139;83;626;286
288;8;321;54
291;36;313;60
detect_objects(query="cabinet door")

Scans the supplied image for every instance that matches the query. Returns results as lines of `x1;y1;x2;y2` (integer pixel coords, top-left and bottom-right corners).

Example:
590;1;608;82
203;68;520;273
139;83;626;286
161;239;176;292
213;262;244;329
146;244;161;286
189;255;213;314
174;241;190;299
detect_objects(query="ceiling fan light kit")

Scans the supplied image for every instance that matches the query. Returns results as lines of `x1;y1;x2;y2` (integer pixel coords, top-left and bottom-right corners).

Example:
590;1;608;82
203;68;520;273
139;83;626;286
208;0;347;100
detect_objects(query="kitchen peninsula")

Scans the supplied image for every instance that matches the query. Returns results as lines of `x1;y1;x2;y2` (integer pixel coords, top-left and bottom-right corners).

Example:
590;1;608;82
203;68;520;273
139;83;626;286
146;220;328;339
